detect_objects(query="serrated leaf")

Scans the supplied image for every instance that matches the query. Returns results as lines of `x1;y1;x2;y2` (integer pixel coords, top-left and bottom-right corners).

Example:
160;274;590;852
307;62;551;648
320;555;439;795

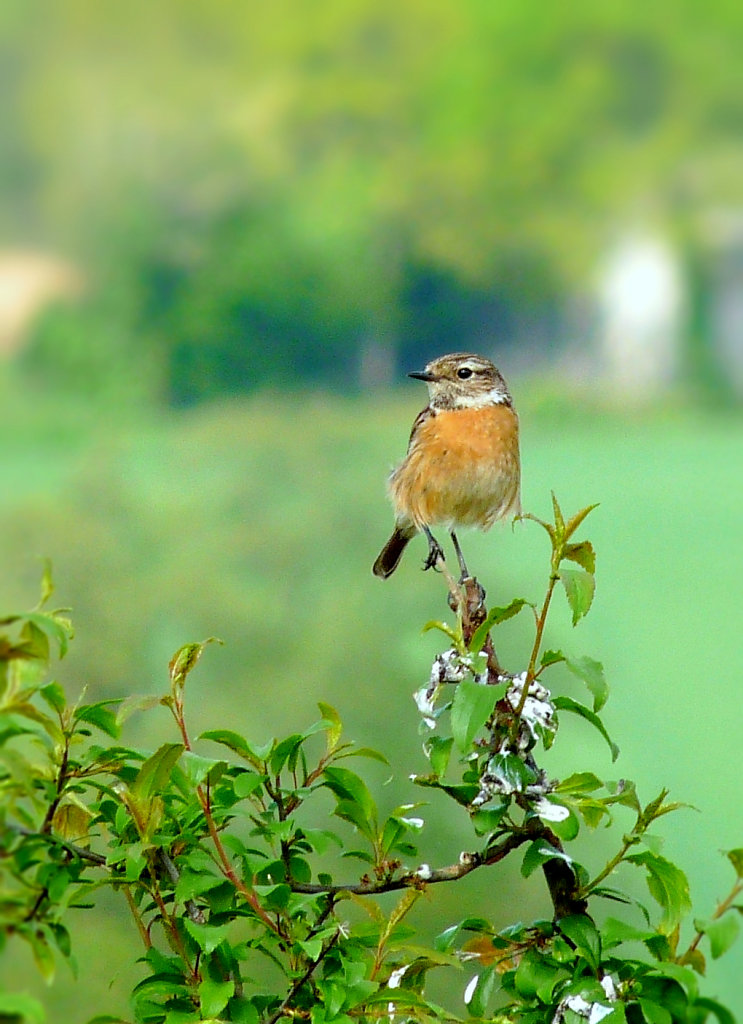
559;568;595;625
564;540;596;573
553;696;619;760
565;656;609;712
564;503;600;539
551;492;566;537
450;679;496;752
627;851;691;934
541;649;565;668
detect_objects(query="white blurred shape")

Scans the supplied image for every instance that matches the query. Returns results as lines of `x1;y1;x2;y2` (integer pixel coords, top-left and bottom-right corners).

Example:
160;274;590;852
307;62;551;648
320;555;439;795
598;233;684;395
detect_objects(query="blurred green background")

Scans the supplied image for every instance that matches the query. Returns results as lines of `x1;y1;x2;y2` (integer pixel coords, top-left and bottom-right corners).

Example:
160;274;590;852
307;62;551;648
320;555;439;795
1;0;742;1020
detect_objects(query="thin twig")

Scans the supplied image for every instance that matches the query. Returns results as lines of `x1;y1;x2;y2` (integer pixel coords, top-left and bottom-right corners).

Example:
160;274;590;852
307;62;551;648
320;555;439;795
265;930;342;1024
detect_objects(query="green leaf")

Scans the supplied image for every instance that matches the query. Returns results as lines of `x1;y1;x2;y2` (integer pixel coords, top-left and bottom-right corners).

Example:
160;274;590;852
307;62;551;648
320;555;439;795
551;492;566;538
0;991;46;1023
75;700;121;738
541;649;565;668
556;772;603;795
564;503;600;539
199;729;264;764
339;745;389;764
39;681;66;714
317;701;342;750
514;950;562;1000
689;997;736;1024
696;912;740;959
182;751;227;787
469;599;527;654
471;803;509;836
28;928;56;982
646;961;698;1000
323;766;376;825
422;619;464;649
563;540;596;573
465;964;496;1017
637;998;672;1024
553;696;619;761
565;656;609;712
627;851;691;934
601;917;655;947
233;770;264;798
270;733;304;775
24;611;73;660
559;568;595;625
450;679;496;752
168;638;222;685
425;735;454;778
559;915;601;972
132;743;184;800
726;848;743;879
199;978;235;1018
184;919;231;955
521;840;572;878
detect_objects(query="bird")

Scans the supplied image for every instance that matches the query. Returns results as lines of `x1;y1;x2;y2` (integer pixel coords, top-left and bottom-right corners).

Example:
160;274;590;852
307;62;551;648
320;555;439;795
372;352;521;580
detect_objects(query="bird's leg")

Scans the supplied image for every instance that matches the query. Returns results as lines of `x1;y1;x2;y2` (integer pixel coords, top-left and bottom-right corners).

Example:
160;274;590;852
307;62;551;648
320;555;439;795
450;531;470;580
422;526;445;571
450;531;486;608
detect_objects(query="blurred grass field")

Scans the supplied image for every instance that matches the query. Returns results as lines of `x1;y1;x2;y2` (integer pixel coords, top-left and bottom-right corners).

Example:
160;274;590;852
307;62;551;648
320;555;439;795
1;378;742;1020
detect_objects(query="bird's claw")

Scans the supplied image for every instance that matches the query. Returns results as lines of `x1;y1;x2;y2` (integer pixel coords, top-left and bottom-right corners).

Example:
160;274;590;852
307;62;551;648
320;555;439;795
423;537;445;572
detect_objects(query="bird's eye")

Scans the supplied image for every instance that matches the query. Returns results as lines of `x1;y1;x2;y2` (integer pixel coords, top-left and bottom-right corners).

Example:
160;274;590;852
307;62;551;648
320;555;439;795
457;366;473;379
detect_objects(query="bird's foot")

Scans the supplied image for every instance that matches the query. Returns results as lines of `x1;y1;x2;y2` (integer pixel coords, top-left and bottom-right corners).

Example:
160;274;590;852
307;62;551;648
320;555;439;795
423;533;445;572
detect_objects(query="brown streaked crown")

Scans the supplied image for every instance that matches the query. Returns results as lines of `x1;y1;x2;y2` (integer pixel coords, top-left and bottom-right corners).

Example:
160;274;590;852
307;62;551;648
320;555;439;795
408;352;512;410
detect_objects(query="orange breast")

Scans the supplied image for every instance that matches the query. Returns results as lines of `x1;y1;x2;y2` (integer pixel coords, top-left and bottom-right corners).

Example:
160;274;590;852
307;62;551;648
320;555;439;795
389;404;521;530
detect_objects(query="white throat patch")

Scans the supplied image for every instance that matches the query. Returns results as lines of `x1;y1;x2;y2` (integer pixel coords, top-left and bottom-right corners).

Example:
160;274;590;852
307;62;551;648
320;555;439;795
452;387;509;409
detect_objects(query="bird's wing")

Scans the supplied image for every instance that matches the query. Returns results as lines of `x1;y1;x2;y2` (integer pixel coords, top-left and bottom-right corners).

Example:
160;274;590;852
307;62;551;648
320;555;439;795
407;405;435;452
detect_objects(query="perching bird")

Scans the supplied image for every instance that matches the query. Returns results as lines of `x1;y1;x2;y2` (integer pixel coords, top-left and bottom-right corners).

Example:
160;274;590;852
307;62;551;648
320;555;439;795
373;352;521;580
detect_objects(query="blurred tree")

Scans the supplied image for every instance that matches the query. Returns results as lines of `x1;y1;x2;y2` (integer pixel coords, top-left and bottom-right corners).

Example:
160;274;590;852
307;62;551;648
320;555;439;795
4;0;743;401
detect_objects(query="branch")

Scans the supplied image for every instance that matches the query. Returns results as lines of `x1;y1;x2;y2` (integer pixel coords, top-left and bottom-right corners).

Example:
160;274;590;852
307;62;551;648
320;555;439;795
265;930;342;1024
288;832;528;895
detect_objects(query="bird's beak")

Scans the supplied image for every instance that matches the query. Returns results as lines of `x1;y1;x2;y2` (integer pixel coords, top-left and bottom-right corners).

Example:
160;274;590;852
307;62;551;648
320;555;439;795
408;369;437;382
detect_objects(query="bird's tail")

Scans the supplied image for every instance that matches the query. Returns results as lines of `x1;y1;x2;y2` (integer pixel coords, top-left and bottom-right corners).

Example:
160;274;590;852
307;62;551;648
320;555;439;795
372;524;416;579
